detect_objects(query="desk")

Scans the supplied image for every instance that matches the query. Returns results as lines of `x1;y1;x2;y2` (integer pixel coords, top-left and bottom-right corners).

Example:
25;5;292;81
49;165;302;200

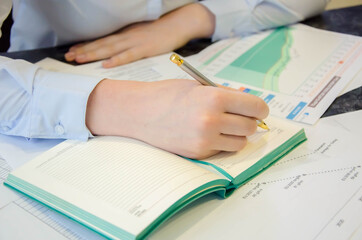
1;5;362;240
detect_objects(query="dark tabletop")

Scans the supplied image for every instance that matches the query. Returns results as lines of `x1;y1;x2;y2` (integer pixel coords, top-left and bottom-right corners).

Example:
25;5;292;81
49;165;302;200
1;5;361;118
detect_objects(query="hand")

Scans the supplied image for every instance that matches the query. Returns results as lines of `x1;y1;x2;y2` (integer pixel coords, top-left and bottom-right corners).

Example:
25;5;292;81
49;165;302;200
65;3;215;68
85;79;269;159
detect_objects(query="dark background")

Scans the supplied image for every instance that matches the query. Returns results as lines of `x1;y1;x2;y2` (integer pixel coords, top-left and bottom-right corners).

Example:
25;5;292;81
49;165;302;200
0;9;12;52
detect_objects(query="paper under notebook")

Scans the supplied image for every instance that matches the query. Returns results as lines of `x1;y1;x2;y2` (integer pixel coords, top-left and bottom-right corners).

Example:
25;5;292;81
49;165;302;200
4;117;306;240
58;24;361;125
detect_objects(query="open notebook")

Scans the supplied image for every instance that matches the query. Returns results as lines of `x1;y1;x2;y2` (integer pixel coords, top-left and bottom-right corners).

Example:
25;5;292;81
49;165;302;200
5;116;305;239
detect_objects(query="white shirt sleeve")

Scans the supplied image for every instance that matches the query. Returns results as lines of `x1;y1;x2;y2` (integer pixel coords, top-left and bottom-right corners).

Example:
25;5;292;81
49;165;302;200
201;0;330;41
0;56;102;141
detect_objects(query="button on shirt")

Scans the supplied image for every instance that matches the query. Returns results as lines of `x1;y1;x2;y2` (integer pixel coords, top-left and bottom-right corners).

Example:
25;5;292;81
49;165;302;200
0;56;101;140
0;0;329;141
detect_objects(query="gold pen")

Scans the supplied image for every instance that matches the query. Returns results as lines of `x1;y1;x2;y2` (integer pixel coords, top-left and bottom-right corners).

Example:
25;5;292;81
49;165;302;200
170;53;269;130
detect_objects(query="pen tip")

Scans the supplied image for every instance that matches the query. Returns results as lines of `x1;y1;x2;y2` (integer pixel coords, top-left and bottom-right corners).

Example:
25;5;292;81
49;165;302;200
257;121;270;130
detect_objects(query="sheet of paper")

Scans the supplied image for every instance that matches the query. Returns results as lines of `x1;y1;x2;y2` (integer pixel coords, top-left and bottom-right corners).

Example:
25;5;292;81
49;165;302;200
36;57;74;71
0;154;104;240
187;24;362;124
0;154;19;208
340;68;362;95
35;24;362;126
149;110;362;240
0;203;67;240
0;134;62;169
68;53;190;81
349;225;362;240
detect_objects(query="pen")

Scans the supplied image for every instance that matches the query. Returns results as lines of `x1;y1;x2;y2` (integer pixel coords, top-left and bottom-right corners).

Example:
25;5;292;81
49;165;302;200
170;53;269;130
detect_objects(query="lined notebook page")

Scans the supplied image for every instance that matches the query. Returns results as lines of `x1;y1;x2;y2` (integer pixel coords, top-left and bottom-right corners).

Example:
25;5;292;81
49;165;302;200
11;136;224;235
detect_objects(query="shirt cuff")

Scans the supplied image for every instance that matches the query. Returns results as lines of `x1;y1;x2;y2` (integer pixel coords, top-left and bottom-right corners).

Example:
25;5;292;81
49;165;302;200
30;68;102;141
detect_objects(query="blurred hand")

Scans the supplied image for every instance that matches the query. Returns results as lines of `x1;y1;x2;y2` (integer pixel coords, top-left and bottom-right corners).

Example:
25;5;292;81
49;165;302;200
86;79;269;159
65;3;215;68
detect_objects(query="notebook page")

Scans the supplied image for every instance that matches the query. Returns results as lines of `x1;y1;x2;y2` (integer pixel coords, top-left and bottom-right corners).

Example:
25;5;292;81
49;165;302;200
203;116;302;178
9;136;226;236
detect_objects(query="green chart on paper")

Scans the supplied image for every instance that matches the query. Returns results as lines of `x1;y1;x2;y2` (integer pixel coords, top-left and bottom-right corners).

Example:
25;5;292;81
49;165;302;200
215;27;293;92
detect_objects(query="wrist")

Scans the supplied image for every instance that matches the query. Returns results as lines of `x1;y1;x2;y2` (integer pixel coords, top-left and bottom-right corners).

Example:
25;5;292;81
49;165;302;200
85;79;146;138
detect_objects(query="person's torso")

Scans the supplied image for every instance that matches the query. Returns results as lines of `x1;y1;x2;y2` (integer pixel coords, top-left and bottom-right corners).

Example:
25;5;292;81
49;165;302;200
9;0;194;51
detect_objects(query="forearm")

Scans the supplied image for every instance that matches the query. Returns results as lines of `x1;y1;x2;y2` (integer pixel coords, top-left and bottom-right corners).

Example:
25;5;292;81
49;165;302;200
156;3;216;43
85;79;146;139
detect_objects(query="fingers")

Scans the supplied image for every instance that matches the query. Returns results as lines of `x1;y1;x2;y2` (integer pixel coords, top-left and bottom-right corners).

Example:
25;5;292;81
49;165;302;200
213;135;248;152
219;114;257;136
205;87;269;120
65;38;149;67
71;35;120;54
203;113;255;154
65;43;88;61
66;38;133;64
222;90;269;120
102;47;146;68
69;42;87;52
189;88;269;158
190;134;247;159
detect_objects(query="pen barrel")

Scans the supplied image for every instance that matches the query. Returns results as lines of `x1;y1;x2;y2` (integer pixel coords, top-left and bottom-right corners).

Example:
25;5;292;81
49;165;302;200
181;61;217;87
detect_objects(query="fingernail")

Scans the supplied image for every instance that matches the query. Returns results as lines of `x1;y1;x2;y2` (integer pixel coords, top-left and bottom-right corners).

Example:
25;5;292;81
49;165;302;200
64;52;75;61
